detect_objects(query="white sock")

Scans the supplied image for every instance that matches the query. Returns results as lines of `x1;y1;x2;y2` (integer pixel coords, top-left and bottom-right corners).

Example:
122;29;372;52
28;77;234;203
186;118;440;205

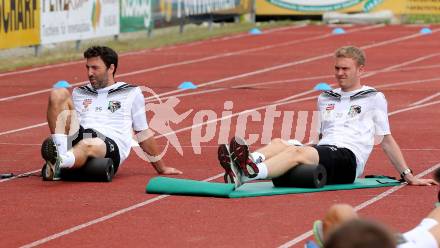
52;134;67;155
255;162;269;179
60;151;75;168
250;152;265;163
242;162;269;182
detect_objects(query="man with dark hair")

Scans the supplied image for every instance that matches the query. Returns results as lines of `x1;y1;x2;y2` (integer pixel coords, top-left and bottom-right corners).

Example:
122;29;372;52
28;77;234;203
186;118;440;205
315;203;440;248
42;46;182;180
325;219;396;248
218;46;436;188
83;46;118;77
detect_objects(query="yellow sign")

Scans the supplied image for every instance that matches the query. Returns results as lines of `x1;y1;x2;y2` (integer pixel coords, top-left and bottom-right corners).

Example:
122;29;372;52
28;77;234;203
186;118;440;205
256;0;440;15
0;0;40;49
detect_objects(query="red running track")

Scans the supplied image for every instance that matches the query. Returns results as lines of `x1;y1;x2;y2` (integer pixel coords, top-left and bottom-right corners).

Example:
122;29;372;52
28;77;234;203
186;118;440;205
0;24;440;247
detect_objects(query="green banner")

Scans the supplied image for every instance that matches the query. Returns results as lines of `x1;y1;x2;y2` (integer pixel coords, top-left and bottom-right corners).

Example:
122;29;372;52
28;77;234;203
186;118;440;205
120;0;152;33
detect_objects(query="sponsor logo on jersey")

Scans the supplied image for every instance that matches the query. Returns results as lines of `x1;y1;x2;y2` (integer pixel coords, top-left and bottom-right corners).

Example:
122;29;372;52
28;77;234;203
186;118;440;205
326;103;335;111
82;98;93;111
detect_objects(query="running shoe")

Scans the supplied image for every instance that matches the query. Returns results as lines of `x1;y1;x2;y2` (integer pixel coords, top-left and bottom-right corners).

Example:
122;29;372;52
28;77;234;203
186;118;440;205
312;220;324;248
41;137;61;181
217;144;243;188
229;136;259;178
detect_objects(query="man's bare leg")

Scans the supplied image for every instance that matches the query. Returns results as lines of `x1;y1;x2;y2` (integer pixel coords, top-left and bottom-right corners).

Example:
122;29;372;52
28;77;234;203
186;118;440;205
43;88;107;179
263;146;319;178
70;138;106;168
228;137;319;183
47;88;77;135
43;88;79;180
253;138;292;160
322;204;358;239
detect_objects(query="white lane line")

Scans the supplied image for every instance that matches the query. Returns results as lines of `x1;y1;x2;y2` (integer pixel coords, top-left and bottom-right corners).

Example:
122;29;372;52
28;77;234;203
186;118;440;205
362;53;440;78
0;25;383;103
19;173;223;248
0;123;48;136
401;64;440;71
278;162;440;248
409;92;440;107
389;100;440;115
1;143;438;151
0;25;308;78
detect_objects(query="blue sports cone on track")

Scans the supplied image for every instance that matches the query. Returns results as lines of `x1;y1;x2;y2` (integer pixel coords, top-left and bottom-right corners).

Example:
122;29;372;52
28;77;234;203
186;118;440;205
53;80;71;88
178;81;197;89
249;28;262;35
332;27;346;35
420;27;432;35
314;82;332;91
305;240;320;248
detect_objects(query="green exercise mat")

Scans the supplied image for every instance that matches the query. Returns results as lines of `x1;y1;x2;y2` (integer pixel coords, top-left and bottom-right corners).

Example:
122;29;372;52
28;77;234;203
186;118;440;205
146;176;401;198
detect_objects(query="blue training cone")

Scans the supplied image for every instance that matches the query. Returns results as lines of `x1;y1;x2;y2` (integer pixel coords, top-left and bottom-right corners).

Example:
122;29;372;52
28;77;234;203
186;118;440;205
249;27;262;35
332;27;346;35
420;27;432;35
305;240;320;248
314;82;332;91
178;81;197;89
53;80;71;88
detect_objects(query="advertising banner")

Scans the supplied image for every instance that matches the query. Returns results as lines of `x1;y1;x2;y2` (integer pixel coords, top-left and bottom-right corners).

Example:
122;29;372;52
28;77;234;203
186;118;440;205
120;0;152;32
152;0;247;26
256;0;440;15
0;0;40;49
41;0;119;44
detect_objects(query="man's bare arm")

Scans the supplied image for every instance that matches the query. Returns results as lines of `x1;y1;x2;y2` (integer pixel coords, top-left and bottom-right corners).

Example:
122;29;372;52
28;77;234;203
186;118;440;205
135;129;182;175
381;134;436;186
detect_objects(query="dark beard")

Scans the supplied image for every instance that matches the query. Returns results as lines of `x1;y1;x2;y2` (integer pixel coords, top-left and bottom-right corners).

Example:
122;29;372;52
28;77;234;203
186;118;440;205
90;79;108;89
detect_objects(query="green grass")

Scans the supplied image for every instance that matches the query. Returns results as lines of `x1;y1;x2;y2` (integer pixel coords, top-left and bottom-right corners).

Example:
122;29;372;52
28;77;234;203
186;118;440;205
403;14;440;24
0;21;297;73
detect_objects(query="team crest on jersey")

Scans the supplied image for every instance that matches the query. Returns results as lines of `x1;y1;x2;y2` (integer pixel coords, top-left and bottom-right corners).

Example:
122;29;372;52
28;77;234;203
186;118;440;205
82;99;92;111
108;101;121;113
348;105;362;117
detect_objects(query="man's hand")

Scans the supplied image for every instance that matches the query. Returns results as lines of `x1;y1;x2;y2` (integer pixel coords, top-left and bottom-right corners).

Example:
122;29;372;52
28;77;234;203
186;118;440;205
404;174;438;186
156;166;183;175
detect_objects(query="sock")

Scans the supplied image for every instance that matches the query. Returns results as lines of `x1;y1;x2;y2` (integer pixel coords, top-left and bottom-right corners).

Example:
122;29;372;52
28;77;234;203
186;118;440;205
52;134;67;155
59;151;75;168
250;152;265;163
255;162;269;180
242;162;269;182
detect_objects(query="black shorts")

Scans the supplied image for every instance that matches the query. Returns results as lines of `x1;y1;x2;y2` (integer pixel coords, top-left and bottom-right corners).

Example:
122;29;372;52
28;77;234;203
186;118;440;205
68;126;121;173
313;145;357;184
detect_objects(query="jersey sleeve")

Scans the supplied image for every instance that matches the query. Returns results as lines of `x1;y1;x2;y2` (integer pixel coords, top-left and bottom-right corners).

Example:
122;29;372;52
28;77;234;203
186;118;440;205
373;92;391;135
131;87;149;131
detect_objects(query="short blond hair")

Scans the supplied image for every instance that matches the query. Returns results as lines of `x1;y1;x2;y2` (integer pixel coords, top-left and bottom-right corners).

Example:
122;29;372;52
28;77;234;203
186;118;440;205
335;46;366;66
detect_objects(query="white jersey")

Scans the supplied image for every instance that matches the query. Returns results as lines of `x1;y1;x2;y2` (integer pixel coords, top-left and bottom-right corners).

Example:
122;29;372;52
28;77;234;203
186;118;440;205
317;85;390;177
72;82;148;164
